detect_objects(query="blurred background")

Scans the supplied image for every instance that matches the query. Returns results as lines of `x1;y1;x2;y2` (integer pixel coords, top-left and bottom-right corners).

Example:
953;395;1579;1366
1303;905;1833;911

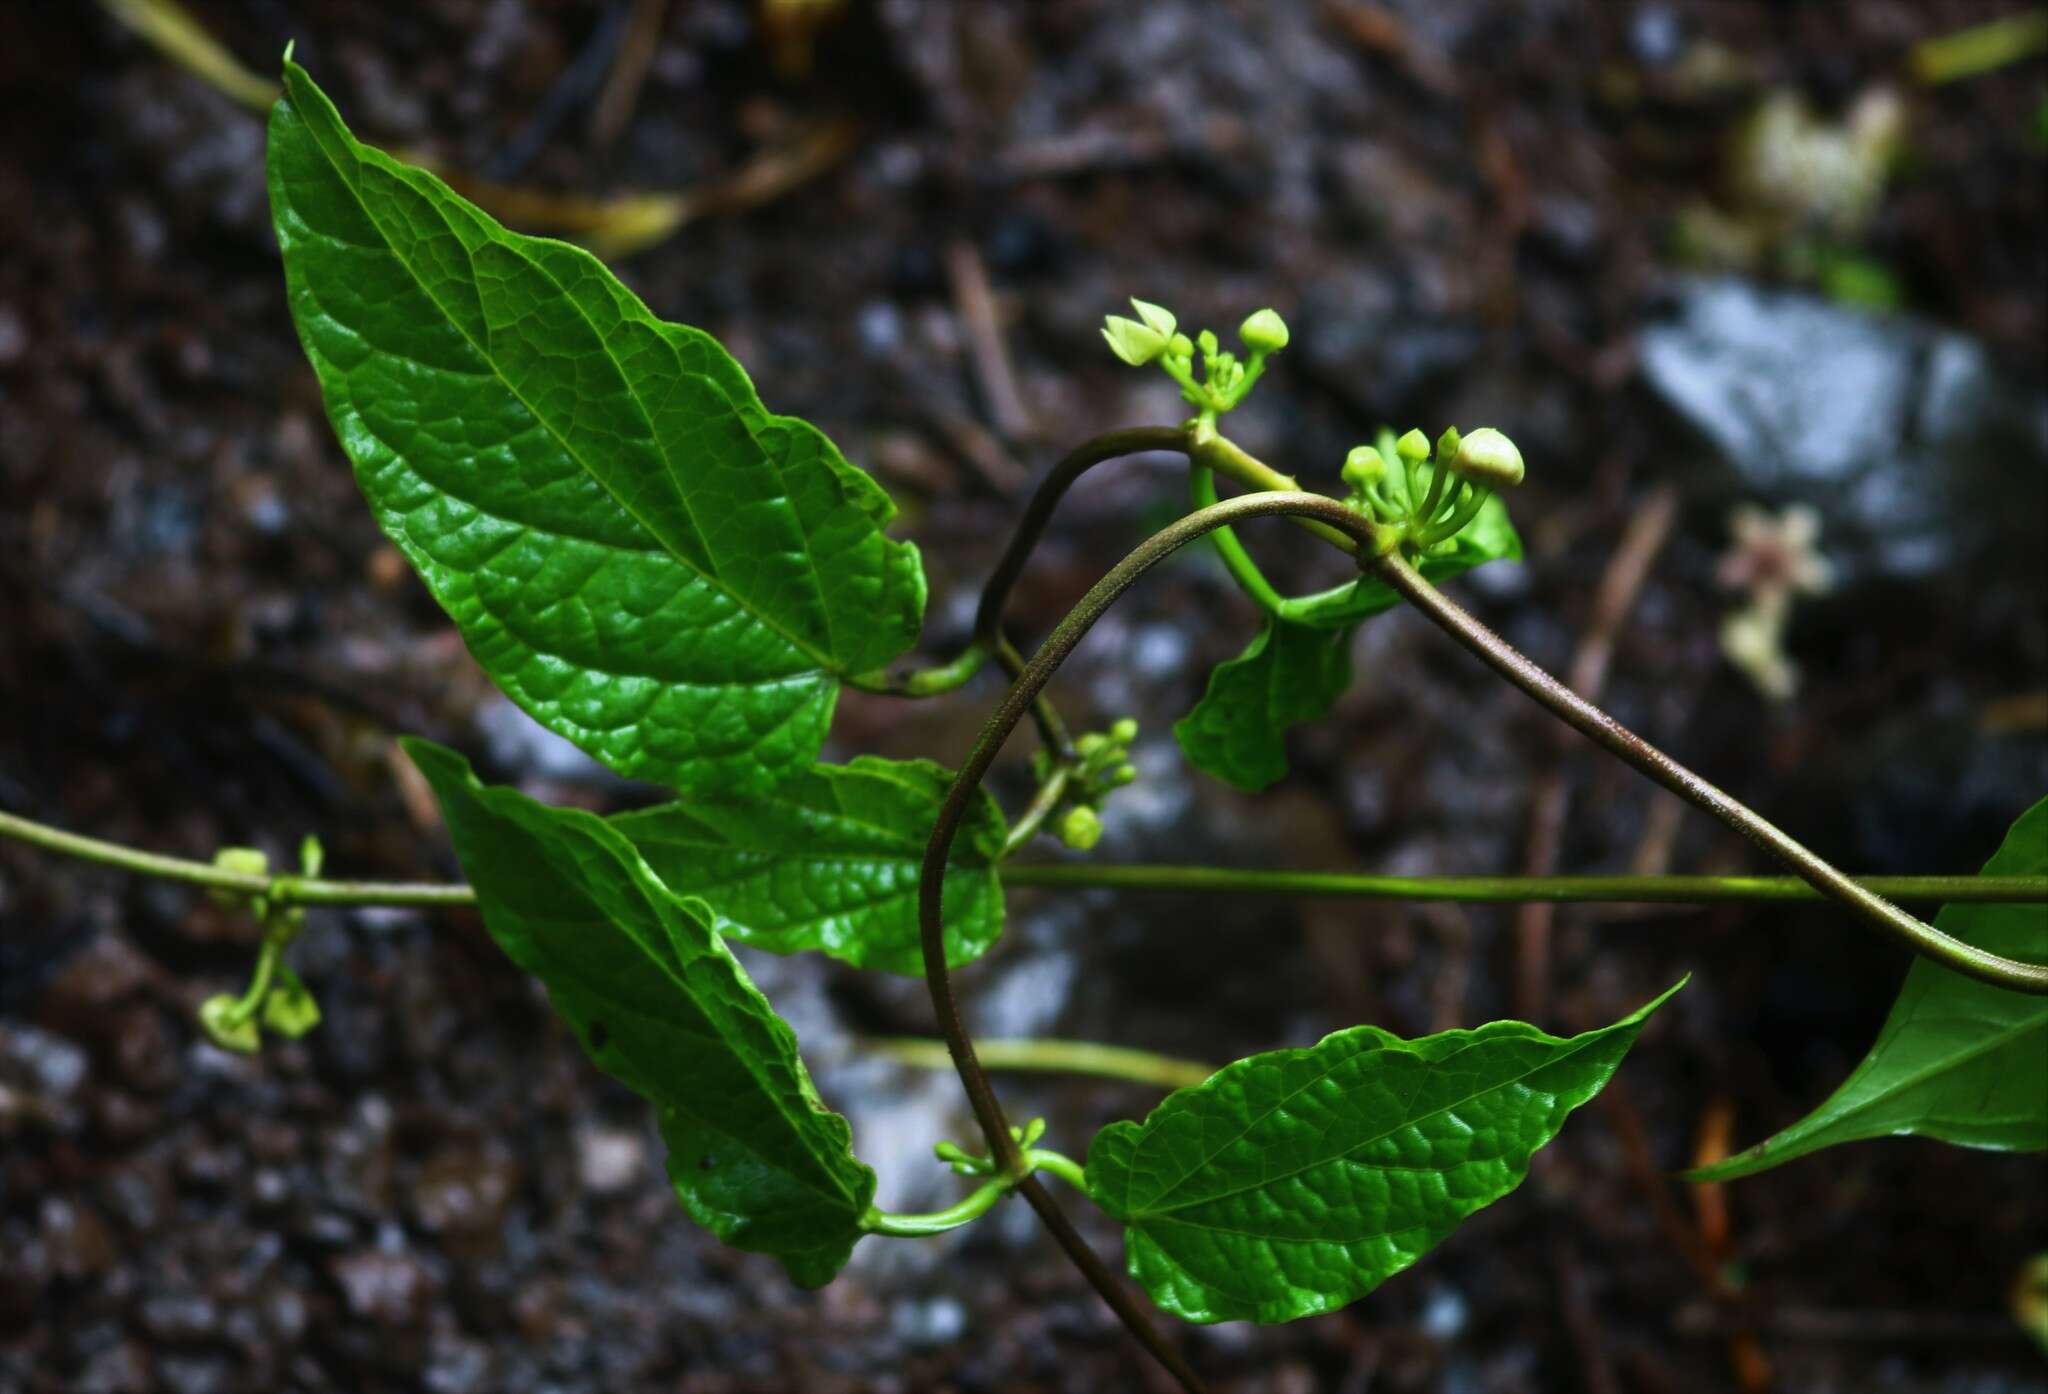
2;2;2046;1391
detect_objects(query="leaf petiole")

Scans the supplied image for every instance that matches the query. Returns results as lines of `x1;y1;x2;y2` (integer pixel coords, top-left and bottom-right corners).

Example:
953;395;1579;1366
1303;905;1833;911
861;1146;1087;1238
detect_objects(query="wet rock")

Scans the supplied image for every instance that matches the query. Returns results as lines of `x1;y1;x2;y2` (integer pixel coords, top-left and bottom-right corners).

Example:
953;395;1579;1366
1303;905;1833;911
156;1354;232;1394
174;1138;243;1195
329;1249;435;1326
891;1292;967;1348
320;1094;395;1214
574;1126;644;1195
1639;276;2048;579
475;697;621;787
39;931;155;1022
74;1340;153;1394
91;1088;162;1145
137;1288;220;1344
0;1230;48;1331
111;1004;179;1094
409;1143;521;1246
0;1021;88;1098
40;1194;115;1281
423;1331;494;1394
98;1162;170;1236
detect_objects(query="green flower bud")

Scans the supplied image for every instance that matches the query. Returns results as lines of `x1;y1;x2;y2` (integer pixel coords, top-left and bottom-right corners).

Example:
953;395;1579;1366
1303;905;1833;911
1076;731;1109;758
1342;445;1385;493
261;967;321;1039
214;846;269;877
1057;805;1104;852
1450;427;1525;488
1196;328;1219;358
199;995;261;1054
1395;428;1431;462
1168;332;1194;359
1109;717;1139;745
1239;307;1289;353
208;846;269;908
1111;763;1138;787
1129;298;1177;337
1102;315;1169;366
1435;425;1462;465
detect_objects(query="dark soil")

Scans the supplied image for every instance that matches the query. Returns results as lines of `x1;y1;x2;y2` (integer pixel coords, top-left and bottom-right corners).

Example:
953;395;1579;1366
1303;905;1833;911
2;2;2044;1391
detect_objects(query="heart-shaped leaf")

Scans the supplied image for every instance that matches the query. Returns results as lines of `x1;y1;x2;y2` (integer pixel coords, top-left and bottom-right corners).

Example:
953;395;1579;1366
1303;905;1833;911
270;64;923;797
613;756;1007;975
1691;796;2048;1180
1173;618;1355;792
1087;981;1683;1324
406;739;878;1287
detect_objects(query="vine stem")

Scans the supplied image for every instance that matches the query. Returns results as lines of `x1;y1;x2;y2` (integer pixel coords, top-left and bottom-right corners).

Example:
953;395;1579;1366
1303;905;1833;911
861;1146;1087;1238
1360;549;2048;994
4;808;2045;912
919;491;1381;1394
998;864;2048;905
866;1036;1217;1090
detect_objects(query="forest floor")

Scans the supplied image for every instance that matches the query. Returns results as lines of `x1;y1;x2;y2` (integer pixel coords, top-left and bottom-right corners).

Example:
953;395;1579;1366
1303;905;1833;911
2;2;2044;1391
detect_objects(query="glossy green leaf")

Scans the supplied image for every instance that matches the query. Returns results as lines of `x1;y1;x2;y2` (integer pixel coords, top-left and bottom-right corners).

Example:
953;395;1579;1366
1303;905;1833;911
1173;618;1355;792
1690;798;2048;1180
1281;492;1522;630
1087;980;1684;1324
270;64;923;797
612;756;1007;976
405;739;877;1286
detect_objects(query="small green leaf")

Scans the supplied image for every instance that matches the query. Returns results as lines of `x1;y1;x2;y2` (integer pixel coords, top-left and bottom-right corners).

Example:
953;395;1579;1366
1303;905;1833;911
405;738;877;1286
1690;798;2048;1180
269;64;924;797
261;966;322;1039
1087;981;1684;1324
1173;618;1354;792
1283;492;1523;630
612;756;1007;976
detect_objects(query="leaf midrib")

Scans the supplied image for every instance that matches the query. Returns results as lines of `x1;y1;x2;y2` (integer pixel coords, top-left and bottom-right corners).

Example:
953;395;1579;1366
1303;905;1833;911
521;863;866;1213
289;97;845;676
1790;1009;2047;1140
1127;1024;1614;1220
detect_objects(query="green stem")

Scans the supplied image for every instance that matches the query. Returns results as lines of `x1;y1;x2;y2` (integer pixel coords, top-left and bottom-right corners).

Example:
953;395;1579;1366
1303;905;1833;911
861;1146;1086;1237
999;763;1073;859
0;809;473;908
8;808;2047;911
1000;864;2048;905
1189;462;1287;616
868;1036;1216;1090
1363;549;2048;995
846;641;989;697
224;935;283;1023
918;491;1378;1394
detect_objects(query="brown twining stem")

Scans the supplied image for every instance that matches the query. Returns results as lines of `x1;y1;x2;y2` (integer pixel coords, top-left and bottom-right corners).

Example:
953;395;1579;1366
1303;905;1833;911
1363;549;2048;994
1516;484;1680;1020
920;492;1377;1393
972;425;1192;649
977;425;1190;757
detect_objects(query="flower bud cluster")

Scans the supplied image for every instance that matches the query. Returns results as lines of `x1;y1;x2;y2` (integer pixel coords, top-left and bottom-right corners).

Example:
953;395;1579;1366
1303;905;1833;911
1035;716;1141;851
1101;298;1290;420
1341;425;1525;555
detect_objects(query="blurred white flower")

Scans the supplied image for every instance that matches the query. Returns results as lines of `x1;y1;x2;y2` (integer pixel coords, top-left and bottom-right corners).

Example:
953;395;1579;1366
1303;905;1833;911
1716;503;1834;701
